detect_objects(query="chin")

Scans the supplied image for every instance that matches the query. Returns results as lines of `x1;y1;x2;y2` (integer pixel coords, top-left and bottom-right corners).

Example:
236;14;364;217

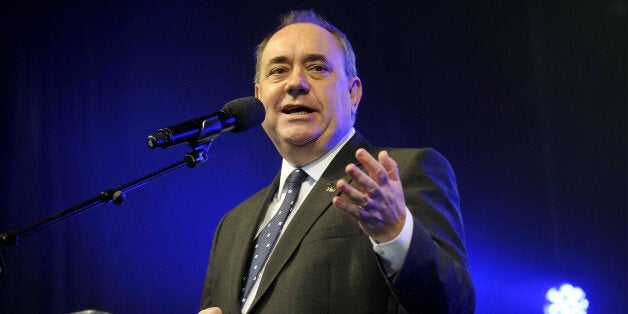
281;131;320;147
284;136;316;146
276;125;319;143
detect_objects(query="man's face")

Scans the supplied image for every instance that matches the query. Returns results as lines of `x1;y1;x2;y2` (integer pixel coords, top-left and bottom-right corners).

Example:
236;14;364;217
255;23;361;164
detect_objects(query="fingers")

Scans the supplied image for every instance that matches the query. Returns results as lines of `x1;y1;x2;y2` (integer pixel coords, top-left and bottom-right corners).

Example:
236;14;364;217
355;149;389;186
336;178;371;208
334;148;406;242
345;163;382;199
379;150;400;181
332;194;361;221
334;149;395;213
343;149;399;201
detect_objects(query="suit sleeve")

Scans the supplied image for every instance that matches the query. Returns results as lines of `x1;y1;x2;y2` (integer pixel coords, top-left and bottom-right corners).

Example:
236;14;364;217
388;148;475;313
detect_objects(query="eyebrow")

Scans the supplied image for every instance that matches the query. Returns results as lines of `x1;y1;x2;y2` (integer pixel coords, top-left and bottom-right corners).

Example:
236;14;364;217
267;55;289;66
303;54;328;64
266;54;329;66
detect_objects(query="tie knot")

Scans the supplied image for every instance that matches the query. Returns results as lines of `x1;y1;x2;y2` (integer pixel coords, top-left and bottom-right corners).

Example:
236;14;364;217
287;168;308;186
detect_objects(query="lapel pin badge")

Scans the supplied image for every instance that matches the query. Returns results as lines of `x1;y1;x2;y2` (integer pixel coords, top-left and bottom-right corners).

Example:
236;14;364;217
325;182;337;193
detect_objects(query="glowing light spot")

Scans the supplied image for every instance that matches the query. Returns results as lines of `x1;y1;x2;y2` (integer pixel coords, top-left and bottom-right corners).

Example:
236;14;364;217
544;283;589;314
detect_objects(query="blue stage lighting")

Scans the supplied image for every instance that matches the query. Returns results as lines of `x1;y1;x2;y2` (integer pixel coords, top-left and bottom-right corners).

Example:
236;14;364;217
544;283;589;314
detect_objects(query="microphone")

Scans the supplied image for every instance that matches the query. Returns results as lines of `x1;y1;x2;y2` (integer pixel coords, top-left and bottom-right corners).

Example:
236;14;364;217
146;96;265;149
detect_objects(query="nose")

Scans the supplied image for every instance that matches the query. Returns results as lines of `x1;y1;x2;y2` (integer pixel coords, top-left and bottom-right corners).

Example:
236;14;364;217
285;68;309;98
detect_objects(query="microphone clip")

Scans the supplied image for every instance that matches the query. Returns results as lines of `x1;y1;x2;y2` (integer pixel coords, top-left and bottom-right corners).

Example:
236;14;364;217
184;141;212;168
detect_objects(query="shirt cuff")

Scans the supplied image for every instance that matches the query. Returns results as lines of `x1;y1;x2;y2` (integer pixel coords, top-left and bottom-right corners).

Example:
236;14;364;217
370;207;414;277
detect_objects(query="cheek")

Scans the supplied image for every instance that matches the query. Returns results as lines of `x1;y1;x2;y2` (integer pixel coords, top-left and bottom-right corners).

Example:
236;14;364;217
259;92;279;116
256;84;279;104
329;105;352;129
261;108;275;130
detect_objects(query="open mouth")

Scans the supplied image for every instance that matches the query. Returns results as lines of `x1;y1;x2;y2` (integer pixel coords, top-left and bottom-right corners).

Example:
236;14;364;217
282;106;315;115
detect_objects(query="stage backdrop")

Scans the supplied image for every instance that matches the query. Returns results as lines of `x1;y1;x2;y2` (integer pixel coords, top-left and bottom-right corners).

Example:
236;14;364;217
1;1;625;313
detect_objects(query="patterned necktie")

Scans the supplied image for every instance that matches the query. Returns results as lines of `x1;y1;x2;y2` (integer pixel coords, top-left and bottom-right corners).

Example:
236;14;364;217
240;168;308;306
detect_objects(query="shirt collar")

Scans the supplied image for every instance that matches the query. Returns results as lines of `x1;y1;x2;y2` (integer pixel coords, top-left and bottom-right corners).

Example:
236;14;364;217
278;127;355;192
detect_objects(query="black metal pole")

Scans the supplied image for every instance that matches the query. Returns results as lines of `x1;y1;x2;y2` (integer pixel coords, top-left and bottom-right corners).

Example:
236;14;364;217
0;143;211;283
0;159;189;249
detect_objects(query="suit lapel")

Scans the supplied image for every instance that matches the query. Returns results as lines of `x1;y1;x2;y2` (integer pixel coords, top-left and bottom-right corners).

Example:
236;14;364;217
250;132;373;309
226;174;281;312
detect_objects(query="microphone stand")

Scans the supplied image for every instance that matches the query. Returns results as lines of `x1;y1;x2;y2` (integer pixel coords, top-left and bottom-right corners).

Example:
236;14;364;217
0;141;213;284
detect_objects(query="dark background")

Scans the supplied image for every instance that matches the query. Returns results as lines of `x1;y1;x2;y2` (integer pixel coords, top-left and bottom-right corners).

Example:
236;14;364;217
1;1;625;313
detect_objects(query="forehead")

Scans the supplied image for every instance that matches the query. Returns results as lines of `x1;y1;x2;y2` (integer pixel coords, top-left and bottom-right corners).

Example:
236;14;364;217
261;23;343;64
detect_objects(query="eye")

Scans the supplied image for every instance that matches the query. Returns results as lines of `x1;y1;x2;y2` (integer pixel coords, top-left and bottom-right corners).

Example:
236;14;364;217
310;65;329;72
269;67;288;76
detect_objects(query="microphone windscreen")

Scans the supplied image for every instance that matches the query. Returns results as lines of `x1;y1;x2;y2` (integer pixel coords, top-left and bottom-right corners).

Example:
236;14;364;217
221;97;265;133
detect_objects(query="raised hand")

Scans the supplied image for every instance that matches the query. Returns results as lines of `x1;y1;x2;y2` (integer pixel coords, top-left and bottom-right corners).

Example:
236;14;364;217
333;148;406;243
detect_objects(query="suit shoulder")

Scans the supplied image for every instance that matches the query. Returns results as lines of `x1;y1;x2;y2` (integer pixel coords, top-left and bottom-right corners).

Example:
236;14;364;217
377;147;454;168
221;183;273;220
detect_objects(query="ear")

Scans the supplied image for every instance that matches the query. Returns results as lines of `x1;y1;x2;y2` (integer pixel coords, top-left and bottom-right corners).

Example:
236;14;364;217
348;76;362;114
254;84;260;98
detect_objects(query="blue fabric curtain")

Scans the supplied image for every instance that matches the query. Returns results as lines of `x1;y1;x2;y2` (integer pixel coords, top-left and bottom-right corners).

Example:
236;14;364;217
1;1;625;313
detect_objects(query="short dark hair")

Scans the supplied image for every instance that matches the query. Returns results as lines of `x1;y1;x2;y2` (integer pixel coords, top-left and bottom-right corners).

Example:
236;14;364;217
254;10;357;83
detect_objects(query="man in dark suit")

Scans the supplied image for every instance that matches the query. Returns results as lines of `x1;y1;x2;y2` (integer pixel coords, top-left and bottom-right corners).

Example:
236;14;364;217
200;10;475;313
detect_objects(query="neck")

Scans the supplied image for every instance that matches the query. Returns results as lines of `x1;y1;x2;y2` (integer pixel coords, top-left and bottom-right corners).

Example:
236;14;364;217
277;128;355;167
278;141;327;167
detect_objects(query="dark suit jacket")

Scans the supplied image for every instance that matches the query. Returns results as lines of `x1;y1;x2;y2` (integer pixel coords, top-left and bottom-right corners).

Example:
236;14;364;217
201;132;475;313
